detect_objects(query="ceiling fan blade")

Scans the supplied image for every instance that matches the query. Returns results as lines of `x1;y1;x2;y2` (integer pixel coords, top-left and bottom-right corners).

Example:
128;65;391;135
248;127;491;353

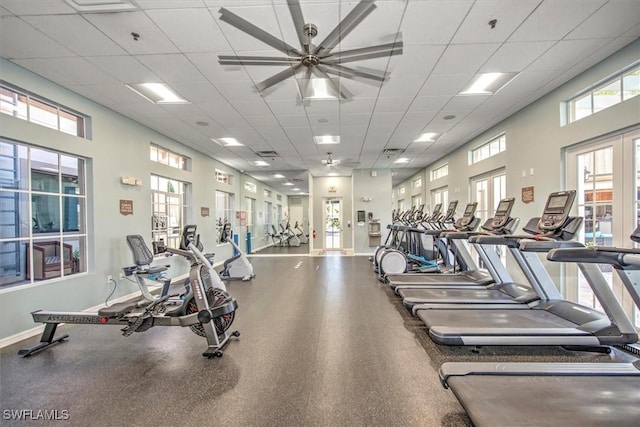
322;63;388;82
256;63;304;93
219;55;301;66
287;0;308;51
314;0;377;56
321;41;403;64
219;7;301;56
314;66;352;100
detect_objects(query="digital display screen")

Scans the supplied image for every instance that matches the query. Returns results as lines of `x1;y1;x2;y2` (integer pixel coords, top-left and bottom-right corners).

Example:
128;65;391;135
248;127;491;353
464;204;475;215
496;200;511;214
432;203;442;214
547;194;568;210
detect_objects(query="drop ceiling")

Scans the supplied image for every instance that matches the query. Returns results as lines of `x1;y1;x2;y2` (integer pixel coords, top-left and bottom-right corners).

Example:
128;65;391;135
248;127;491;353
1;0;639;194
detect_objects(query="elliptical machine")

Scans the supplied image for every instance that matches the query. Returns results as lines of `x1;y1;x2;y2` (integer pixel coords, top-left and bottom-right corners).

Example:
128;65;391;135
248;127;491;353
217;219;255;281
19;225;240;359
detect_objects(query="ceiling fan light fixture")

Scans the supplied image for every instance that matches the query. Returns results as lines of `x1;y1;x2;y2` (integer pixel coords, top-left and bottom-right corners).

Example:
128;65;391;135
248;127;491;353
314;135;340;145
212;137;243;147
458;72;517;95
126;83;189;104
414;132;440;142
302;77;340;100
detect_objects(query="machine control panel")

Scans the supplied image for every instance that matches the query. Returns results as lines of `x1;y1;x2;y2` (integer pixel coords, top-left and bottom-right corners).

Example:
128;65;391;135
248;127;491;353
491;198;516;229
538;190;576;231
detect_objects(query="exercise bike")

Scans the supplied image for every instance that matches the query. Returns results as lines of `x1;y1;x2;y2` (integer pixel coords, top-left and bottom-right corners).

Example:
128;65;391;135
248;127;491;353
19;225;240;359
217;219;255;281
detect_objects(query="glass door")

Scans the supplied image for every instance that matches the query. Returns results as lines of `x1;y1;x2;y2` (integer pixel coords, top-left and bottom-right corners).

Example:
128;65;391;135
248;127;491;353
324;198;342;249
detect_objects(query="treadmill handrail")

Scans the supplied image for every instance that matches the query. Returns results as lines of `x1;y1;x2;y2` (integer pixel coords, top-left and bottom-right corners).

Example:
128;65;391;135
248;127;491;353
548;246;640;270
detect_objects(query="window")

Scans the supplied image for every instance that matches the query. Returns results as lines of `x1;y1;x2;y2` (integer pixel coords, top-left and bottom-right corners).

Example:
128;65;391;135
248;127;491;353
398;186;405;196
412;194;423;207
412;176;422;188
431;187;448;211
245;197;255;235
150;174;190;251
471;170;506;227
149;143;189;171
244;182;256;193
264;188;272;198
0;140;87;288
264;201;272;237
1;84;87;138
431;164;448;181
567;64;640;123
276;194;282;202
215;169;233;185
215;190;234;226
470;134;506;164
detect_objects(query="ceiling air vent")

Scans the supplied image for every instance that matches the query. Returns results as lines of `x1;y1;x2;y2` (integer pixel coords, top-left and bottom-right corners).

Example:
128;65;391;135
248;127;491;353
255;151;279;158
382;148;405;155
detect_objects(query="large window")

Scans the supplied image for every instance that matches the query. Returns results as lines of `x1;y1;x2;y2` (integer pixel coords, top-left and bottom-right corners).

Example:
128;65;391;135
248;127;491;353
470;134;506;164
568;64;640;123
0;140;87;288
149;143;190;171
471;170;506;225
431;164;448;181
431;187;448;212
215;190;234;225
1;84;87;138
150;174;190;251
245;197;255;235
215;169;233;185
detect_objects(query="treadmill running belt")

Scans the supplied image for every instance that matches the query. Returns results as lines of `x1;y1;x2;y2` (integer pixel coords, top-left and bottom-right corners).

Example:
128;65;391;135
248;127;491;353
447;375;640;426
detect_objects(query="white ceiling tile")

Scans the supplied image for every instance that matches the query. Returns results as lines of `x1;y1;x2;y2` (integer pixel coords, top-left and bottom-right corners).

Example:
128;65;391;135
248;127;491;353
85;55;159;83
84;11;180;55
480;41;557;73
136;0;206;8
509;0;606;42
146;8;230;52
433;43;502;76
566;0;640;40
0;16;76;58
22;15;127;56
451;1;540;44
378;75;426;98
136;53;206;83
419;74;472;96
407;95;452;113
187;52;252;82
373;97;414;113
388;44;446;77
402;1;473;45
526;38;611;72
0;0;75;15
13;57;119;86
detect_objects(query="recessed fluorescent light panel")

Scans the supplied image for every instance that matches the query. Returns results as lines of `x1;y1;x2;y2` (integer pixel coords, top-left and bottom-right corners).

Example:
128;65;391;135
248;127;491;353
273;174;285;179
314;135;340;145
292;188;300;191
127;83;189;104
393;158;410;164
66;0;137;12
458;72;517;95
252;160;270;167
283;182;294;186
212;137;243;147
414;132;440;142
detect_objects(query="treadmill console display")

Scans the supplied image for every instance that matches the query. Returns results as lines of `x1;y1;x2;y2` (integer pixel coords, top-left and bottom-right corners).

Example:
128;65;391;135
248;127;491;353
539;190;576;231
443;201;458;221
491;198;515;228
460;202;477;227
431;203;442;219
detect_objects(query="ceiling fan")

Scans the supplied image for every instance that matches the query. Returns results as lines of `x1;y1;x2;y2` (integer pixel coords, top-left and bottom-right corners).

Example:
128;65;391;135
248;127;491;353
322;152;359;168
217;0;403;100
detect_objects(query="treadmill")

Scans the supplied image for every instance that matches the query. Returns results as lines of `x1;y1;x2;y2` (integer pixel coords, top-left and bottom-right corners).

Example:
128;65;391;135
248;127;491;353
438;228;640;426
399;194;584;311
386;198;519;292
417;190;639;347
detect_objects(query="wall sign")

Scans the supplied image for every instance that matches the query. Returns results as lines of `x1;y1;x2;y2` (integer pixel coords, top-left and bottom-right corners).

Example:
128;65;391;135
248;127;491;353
201;207;210;217
521;186;534;204
120;199;133;216
328;186;337;193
